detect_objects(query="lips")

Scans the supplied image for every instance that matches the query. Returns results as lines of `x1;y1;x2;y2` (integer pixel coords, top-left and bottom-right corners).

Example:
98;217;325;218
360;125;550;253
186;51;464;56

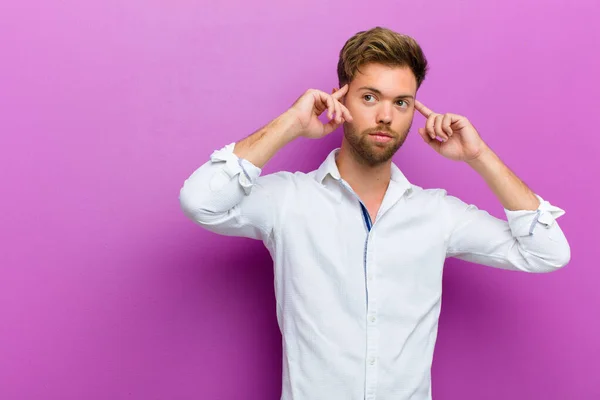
370;131;393;138
369;132;394;143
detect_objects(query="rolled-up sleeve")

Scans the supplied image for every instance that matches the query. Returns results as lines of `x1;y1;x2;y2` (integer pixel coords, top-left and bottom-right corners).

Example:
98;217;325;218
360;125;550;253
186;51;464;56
444;191;570;273
179;143;288;241
504;195;566;236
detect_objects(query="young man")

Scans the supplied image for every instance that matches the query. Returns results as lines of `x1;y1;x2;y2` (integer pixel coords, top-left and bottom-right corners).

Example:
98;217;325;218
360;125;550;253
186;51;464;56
179;27;569;400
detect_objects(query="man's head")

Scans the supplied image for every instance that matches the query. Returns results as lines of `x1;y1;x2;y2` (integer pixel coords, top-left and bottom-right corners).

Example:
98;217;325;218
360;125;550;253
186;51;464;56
336;27;428;166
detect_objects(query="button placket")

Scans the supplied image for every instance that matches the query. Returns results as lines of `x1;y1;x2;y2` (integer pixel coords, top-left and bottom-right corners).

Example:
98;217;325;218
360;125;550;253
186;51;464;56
364;232;379;399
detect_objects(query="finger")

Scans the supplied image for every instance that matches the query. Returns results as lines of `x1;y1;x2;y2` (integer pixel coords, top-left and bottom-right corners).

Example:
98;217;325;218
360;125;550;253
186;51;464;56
324;94;335;120
323;119;342;136
442;114;453;137
332;84;349;100
414;99;434;118
312;91;330;118
334;99;343;124
417;127;430;142
339;102;353;122
447;113;470;130
419;128;442;152
434;114;448;141
426;114;436;140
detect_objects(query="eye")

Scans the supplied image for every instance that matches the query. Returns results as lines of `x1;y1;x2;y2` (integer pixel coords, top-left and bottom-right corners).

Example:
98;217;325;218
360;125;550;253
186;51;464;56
363;94;376;102
396;100;409;108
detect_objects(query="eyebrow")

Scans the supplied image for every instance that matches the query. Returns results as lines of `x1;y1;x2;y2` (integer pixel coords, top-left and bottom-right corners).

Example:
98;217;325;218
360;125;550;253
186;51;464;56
357;86;414;99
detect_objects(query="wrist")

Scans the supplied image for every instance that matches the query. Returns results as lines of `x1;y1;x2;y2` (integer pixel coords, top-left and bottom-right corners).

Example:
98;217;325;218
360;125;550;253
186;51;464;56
278;109;304;141
466;144;495;168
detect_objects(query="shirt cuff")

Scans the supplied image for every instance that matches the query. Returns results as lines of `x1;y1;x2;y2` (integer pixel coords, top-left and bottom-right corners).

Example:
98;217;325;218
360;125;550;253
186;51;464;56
209;143;262;194
505;194;566;237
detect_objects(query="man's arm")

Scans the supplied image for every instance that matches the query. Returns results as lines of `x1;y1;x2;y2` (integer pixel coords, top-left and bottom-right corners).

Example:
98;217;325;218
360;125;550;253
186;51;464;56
234;85;352;167
441;190;569;272
232;110;299;168
414;99;545;212
414;100;570;271
179;86;352;240
466;147;539;211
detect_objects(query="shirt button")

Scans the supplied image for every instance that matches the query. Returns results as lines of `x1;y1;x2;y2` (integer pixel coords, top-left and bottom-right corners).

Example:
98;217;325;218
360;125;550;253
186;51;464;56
369;357;376;365
370;316;376;323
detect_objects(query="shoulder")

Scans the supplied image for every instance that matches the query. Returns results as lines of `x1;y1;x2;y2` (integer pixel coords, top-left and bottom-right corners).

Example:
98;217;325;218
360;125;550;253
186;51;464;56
407;185;472;213
256;170;315;185
254;170;320;196
407;185;448;201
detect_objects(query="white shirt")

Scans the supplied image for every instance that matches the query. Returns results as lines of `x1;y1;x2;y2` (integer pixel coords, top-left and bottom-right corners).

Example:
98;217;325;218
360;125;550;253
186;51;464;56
179;143;570;400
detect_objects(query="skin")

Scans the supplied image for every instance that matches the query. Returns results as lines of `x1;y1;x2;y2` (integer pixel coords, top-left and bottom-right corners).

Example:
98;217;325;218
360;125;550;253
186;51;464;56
233;62;540;222
333;64;418;218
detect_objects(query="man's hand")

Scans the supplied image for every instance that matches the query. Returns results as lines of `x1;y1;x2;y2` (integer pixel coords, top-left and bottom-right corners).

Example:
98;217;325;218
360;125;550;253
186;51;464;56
288;85;353;139
414;99;540;210
414;100;489;162
233;85;352;168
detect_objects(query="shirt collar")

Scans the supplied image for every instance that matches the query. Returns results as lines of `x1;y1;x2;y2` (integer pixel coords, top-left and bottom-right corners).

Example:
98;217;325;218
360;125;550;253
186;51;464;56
314;148;413;197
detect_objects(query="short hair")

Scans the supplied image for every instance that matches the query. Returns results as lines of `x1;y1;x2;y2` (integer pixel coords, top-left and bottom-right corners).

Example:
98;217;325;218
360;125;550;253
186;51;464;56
337;27;428;89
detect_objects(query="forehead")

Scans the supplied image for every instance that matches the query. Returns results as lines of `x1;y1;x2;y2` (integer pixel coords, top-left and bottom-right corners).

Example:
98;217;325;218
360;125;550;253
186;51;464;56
350;63;417;96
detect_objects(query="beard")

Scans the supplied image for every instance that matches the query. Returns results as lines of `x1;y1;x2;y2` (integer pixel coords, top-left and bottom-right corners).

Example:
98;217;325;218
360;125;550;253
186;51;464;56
343;121;411;166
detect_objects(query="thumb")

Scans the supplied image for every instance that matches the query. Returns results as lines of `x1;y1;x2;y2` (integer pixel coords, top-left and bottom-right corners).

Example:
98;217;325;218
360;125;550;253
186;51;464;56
419;128;441;152
322;119;342;136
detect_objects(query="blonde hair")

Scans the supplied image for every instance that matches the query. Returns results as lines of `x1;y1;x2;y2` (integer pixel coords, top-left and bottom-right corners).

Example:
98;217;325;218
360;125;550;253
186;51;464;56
337;27;428;89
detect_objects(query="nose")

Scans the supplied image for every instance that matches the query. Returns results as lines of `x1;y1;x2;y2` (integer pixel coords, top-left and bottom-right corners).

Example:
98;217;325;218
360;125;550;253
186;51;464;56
377;102;393;125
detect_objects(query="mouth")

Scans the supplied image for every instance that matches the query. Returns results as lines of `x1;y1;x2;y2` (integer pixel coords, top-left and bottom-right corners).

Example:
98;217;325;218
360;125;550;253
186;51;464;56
368;131;394;143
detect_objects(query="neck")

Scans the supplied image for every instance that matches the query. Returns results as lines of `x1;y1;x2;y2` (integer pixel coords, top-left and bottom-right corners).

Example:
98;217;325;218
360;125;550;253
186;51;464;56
336;139;392;202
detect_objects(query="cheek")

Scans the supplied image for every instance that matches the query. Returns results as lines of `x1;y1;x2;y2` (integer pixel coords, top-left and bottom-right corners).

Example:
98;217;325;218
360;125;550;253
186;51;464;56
347;107;372;128
395;113;414;129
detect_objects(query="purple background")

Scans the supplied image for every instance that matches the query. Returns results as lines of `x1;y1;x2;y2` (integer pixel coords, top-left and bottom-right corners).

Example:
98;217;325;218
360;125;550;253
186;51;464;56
1;0;599;399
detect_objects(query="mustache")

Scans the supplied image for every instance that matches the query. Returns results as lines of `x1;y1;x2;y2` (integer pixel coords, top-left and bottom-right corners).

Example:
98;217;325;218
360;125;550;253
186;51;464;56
363;126;397;136
362;120;413;137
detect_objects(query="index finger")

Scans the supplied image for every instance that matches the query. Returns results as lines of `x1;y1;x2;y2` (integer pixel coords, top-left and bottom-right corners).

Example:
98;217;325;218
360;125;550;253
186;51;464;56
414;99;434;118
332;84;349;100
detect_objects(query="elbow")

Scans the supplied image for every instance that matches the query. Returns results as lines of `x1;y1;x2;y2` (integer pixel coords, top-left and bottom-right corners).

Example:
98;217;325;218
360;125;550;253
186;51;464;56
179;182;208;223
534;240;571;273
179;184;196;219
554;240;571;269
513;238;571;273
178;181;230;226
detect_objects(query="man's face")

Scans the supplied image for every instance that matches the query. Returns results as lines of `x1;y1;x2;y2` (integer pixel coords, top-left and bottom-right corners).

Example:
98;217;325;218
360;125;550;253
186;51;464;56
341;63;418;166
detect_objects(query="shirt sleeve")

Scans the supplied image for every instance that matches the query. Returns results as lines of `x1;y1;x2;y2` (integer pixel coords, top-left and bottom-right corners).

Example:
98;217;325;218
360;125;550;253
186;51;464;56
179;142;289;242
444;191;571;272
